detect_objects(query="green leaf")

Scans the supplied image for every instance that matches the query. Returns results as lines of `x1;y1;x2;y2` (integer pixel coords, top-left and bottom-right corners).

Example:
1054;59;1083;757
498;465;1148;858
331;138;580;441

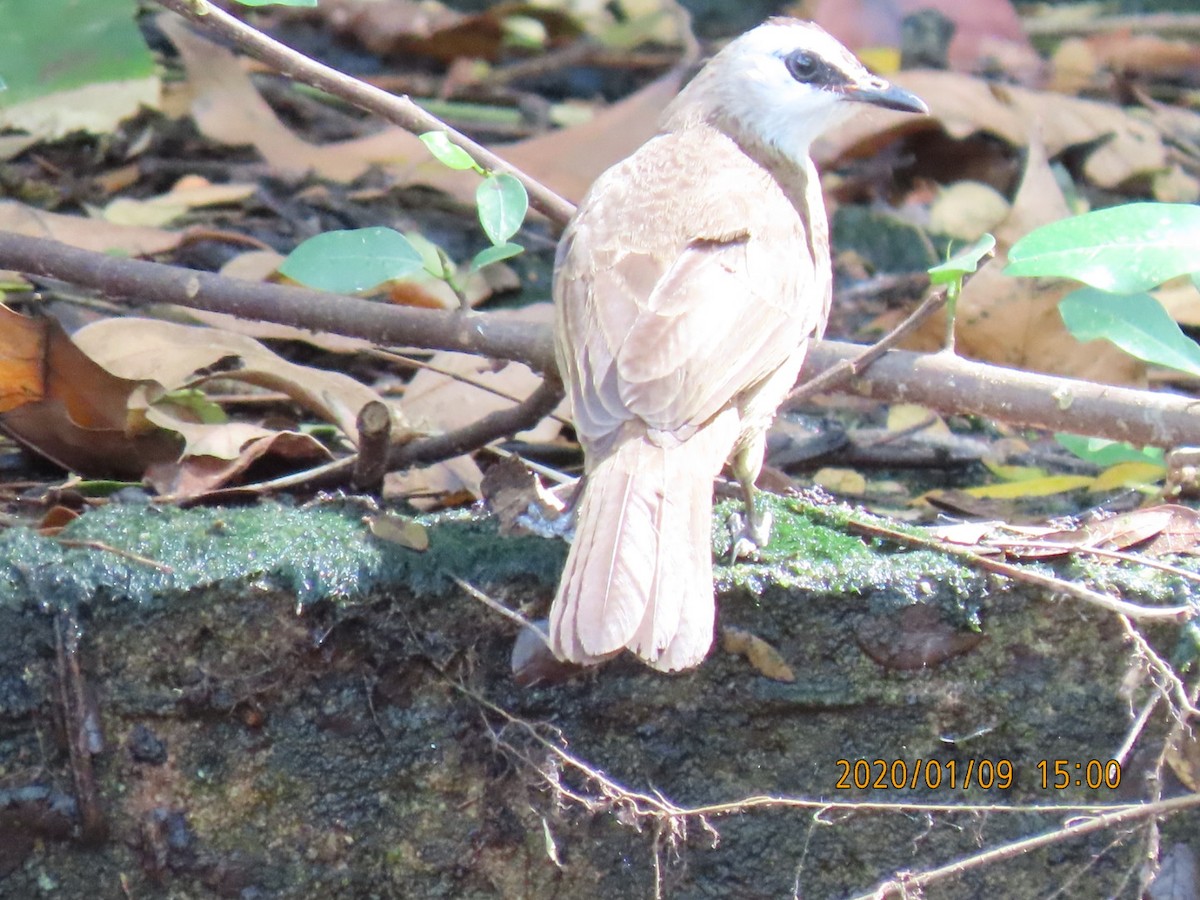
1006;203;1200;292
928;234;996;285
1059;287;1200;377
470;242;524;272
0;0;157;138
1056;434;1164;467
159;389;227;425
278;227;425;293
476;173;528;245
233;0;318;6
419;131;481;172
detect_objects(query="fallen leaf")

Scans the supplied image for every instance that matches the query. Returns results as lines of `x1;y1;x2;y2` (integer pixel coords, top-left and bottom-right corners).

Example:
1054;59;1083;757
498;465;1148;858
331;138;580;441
384;305;564;507
72;318;392;446
145;430;332;497
480;455;566;536
856;603;985;670
928;180;1010;241
908;137;1146;385
808;0;1040;82
819;69;1168;190
502;67;686;203
721;626;796;682
102;176;256;227
0;307;180;477
812;467;869;497
367;513;430;551
962;474;1094;499
0;200;182;256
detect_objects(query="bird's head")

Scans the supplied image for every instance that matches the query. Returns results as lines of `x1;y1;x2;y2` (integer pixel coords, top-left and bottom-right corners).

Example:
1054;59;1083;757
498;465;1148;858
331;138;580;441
665;18;927;164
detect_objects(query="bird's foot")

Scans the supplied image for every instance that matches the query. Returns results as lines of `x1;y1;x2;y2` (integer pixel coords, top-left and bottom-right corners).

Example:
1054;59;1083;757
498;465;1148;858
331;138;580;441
727;506;773;562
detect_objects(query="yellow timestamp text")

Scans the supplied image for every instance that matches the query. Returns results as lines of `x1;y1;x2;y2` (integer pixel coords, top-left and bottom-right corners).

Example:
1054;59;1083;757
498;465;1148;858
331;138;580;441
835;758;1014;791
1036;759;1122;790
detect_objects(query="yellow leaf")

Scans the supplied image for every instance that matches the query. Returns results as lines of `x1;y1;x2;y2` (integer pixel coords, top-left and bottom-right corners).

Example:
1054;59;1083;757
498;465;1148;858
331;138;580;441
813;467;868;496
1090;461;1166;492
857;46;902;75
964;475;1094;499
886;403;949;435
982;459;1049;482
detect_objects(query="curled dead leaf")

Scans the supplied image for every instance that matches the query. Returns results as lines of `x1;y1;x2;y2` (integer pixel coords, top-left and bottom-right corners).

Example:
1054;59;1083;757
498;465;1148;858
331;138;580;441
721;626;796;682
367;514;430;552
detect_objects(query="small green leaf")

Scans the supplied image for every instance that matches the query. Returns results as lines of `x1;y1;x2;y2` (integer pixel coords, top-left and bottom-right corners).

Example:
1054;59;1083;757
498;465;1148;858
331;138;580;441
278;227;425;293
419;131;481;172
232;0;318;6
1056;434;1164;467
470;242;524;272
476;173;528;246
1006;203;1200;292
501;15;548;49
928;234;996;285
159;388;226;425
1059;287;1200;377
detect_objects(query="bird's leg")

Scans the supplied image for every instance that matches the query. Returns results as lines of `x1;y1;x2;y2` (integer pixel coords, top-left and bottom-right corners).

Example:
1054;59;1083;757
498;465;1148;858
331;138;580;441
728;434;772;560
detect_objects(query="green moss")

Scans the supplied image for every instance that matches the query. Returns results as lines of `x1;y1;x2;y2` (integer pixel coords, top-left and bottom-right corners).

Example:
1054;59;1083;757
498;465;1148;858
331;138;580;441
0;502;565;612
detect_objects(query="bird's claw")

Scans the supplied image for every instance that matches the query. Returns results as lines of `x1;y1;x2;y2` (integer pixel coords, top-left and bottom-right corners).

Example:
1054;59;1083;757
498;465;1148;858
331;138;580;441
727;507;773;562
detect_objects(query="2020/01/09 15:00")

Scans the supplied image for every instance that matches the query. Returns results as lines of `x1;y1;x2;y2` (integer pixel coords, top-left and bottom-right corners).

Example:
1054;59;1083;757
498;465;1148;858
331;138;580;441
834;758;1123;792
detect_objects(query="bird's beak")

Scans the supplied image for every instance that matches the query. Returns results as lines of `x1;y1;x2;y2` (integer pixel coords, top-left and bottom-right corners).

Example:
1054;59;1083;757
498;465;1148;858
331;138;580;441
844;80;928;115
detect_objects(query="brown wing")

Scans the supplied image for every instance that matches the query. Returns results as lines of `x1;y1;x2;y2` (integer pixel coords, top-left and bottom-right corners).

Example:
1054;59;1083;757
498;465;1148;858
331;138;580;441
554;126;823;451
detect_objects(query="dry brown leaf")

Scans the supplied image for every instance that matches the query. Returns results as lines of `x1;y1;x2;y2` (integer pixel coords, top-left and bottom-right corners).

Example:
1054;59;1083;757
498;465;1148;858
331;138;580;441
102;175;256;227
1165;725;1200;793
1082;30;1200;82
927;180;1011;241
908;137;1145;385
145;430;332;497
0;200;182;256
721;626;796;682
480;455;566;535
384;305;564;507
855;604;985;670
218;249;288;283
72;318;392;445
0;308;180;477
807;0;1041;82
0;305;45;413
367;513;431;551
819;69;1167;189
502;68;686;203
162;15;426;184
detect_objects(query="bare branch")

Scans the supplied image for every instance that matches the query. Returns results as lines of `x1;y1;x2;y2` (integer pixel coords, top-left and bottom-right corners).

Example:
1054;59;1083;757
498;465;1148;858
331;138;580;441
390;373;564;467
0;230;556;374
802;341;1200;450
154;0;576;226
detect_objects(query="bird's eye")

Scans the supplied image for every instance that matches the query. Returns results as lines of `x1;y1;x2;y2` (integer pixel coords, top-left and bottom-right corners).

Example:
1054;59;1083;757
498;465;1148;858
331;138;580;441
785;50;819;82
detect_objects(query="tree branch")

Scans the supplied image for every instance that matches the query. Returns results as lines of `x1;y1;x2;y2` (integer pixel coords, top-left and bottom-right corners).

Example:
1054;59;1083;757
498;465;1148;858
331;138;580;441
155;0;576;226
0;230;556;374
390;374;564;467
802;342;1200;450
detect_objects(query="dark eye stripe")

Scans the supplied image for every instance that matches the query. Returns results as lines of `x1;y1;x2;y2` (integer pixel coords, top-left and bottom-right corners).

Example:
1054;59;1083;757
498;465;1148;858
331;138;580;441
784;50;849;88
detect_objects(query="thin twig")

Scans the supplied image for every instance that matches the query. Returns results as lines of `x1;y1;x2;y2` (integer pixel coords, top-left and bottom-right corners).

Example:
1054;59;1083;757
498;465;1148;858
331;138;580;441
374;348;573;427
786;284;944;409
389;374;564;467
832;510;1197;622
55;539;174;573
1118;615;1200;718
155;0;575;225
452;576;551;649
989;538;1200;587
851;792;1200;900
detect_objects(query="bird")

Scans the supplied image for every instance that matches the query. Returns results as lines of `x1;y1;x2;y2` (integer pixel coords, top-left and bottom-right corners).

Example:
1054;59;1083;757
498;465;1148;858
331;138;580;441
548;18;927;672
